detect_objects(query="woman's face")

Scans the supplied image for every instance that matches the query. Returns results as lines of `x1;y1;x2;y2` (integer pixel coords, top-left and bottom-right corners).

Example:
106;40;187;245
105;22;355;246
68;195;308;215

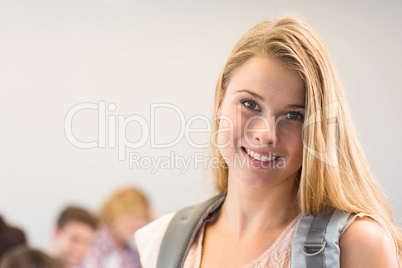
217;56;305;190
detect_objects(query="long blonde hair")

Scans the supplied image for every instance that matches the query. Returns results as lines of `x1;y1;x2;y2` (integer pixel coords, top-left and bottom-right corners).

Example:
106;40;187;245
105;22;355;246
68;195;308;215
210;15;402;257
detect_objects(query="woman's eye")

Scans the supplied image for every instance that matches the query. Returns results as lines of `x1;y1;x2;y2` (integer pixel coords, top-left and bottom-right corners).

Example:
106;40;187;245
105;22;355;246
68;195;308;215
286;111;304;120
242;100;260;110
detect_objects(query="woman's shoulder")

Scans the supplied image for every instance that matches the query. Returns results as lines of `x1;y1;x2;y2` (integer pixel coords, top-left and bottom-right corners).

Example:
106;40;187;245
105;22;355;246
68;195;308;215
134;213;175;268
339;213;400;267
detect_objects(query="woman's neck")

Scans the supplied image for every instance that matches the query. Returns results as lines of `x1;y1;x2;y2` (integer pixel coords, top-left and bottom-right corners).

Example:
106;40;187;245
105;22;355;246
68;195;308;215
219;175;301;238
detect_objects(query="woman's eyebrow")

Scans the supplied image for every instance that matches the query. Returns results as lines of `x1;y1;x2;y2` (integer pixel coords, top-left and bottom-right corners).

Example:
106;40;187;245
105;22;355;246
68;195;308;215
284;104;305;109
235;89;264;101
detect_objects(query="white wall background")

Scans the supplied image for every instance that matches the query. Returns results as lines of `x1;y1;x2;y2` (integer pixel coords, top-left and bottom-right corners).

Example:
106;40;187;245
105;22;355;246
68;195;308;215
0;0;401;250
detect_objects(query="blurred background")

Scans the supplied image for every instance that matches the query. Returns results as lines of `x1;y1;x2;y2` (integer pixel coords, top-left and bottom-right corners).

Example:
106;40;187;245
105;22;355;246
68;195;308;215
1;0;401;250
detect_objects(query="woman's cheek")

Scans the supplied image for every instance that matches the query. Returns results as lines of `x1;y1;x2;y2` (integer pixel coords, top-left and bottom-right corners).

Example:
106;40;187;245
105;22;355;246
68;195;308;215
238;112;249;139
217;120;232;162
216;114;236;159
289;128;303;147
287;130;304;162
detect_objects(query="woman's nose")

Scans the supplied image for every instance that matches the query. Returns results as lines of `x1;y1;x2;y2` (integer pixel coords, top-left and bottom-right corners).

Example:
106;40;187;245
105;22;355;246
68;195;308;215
246;115;278;147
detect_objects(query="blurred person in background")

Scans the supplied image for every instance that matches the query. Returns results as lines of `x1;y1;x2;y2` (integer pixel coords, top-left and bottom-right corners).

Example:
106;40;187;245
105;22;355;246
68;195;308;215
0;215;27;261
79;187;152;268
0;245;63;268
50;206;98;268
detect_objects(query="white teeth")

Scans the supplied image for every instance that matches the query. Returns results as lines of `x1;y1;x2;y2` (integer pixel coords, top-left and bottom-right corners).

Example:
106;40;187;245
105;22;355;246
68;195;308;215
245;148;277;162
246;148;254;157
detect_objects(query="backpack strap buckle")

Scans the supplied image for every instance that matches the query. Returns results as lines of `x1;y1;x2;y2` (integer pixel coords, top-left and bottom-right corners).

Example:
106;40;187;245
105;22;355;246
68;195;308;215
302;241;327;256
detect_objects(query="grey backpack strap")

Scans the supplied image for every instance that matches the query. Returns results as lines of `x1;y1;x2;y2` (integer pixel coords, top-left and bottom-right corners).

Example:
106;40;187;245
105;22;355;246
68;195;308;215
291;207;351;268
303;207;335;267
156;194;225;268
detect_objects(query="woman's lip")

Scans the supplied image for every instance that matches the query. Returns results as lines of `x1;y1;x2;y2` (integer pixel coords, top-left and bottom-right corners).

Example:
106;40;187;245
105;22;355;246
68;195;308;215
241;146;280;158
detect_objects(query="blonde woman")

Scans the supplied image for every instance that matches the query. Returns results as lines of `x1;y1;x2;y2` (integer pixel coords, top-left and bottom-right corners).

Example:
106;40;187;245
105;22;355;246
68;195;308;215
80;187;152;268
135;16;401;267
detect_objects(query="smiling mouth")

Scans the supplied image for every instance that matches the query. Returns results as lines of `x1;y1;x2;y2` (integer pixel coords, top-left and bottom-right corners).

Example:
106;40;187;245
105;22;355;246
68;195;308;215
241;146;280;162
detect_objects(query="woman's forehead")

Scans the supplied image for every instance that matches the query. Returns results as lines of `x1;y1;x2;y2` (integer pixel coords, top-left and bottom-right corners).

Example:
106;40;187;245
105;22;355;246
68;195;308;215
226;56;305;104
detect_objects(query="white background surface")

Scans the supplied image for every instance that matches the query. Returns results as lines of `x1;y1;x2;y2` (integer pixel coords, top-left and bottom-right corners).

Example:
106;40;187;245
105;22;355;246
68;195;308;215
1;0;401;250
